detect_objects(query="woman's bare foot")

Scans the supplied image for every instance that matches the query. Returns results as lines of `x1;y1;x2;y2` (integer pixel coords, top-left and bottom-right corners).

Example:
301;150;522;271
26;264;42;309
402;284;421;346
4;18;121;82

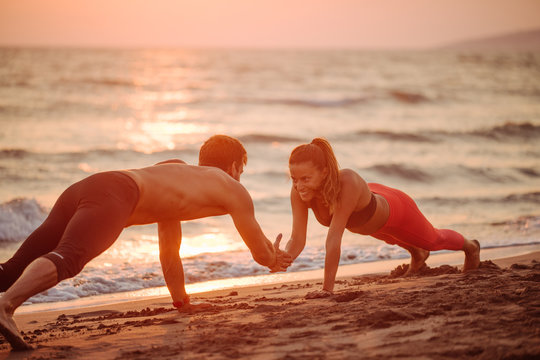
177;301;214;313
305;289;333;299
463;239;480;272
0;304;32;351
405;247;430;276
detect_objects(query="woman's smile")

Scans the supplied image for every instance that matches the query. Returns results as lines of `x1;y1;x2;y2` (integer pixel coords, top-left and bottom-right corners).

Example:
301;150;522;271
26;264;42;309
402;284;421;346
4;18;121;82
289;161;326;202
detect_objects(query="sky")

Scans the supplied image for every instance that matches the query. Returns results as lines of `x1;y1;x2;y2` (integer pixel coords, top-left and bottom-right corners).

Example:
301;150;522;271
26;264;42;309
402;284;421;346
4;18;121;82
1;0;540;49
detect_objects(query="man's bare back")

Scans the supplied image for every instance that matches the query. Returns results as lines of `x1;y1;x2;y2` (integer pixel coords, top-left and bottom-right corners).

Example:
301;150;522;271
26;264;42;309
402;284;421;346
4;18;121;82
123;163;245;225
123;161;279;269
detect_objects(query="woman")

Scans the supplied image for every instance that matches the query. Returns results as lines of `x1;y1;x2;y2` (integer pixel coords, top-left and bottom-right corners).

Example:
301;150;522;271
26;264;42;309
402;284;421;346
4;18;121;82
284;138;480;294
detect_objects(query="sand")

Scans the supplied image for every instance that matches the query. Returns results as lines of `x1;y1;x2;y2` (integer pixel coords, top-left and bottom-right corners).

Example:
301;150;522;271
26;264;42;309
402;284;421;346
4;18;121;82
1;251;539;359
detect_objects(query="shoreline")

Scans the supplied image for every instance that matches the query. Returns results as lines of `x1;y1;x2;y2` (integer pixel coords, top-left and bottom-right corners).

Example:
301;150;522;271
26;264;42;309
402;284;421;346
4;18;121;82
16;243;540;315
1;246;539;358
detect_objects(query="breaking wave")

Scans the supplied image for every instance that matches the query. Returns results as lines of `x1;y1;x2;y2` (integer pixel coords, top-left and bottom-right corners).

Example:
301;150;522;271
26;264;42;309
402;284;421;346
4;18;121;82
0;198;47;242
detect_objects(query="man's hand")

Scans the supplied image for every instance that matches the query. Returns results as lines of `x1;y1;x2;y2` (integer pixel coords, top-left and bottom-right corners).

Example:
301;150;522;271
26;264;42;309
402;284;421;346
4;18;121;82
269;233;293;273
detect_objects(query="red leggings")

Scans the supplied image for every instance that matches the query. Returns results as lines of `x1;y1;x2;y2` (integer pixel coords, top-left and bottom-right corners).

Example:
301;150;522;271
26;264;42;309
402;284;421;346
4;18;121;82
368;183;464;251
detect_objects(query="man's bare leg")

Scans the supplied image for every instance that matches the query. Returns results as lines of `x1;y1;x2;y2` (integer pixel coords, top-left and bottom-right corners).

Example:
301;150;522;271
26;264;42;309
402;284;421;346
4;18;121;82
402;244;430;276
0;257;58;350
462;239;480;272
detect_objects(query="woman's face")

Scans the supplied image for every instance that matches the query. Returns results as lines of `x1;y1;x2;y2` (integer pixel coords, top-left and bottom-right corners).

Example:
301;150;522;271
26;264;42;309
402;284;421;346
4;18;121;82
289;161;327;202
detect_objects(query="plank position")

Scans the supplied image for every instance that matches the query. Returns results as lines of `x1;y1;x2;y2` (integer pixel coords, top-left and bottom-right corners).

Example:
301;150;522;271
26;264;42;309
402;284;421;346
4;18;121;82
284;138;480;295
0;135;292;350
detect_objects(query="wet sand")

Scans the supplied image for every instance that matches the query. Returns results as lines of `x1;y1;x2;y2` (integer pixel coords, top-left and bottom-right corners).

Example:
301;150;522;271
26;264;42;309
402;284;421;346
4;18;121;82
1;251;539;359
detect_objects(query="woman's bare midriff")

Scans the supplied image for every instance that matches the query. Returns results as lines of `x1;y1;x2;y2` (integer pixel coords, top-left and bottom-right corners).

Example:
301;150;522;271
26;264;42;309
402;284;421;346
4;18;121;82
347;193;390;235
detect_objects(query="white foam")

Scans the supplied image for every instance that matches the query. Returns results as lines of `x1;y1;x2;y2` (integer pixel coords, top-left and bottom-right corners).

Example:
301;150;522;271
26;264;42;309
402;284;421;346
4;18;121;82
0;198;46;242
21;242;410;304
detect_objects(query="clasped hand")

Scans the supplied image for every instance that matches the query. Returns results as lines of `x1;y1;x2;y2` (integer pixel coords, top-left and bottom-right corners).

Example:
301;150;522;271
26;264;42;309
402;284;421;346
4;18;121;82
268;233;293;273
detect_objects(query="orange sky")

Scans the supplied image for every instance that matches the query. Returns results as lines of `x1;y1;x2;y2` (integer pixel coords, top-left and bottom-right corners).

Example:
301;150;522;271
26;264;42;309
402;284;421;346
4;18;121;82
1;0;539;48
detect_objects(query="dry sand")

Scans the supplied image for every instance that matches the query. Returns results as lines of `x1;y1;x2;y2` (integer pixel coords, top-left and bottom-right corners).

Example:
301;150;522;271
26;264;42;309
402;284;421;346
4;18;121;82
1;251;539;359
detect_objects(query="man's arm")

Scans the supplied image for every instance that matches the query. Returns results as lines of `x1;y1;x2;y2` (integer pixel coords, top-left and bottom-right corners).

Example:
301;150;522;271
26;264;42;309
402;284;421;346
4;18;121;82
227;185;291;270
158;220;188;304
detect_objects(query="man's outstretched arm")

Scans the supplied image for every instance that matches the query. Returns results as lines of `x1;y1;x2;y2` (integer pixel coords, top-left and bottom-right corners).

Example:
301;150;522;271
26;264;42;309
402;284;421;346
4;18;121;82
228;186;292;271
158;220;189;305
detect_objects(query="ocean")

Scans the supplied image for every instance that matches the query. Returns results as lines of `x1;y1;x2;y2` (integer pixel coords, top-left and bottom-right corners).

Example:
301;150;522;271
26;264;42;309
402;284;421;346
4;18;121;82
1;48;539;305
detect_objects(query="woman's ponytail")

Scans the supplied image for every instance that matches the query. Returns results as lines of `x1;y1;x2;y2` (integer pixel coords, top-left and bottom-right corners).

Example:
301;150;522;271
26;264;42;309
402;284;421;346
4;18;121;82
310;138;340;213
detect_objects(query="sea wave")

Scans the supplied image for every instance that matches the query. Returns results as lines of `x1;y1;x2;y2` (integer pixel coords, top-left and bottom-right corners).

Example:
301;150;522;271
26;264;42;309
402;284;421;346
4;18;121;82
0;147;198;160
0;148;29;158
515;167;540;178
351;130;434;143
24;242;410;304
387;90;430;104
502;192;540;203
471;122;540;140
59;76;136;88
238;134;304;143
347;122;540;143
364;163;539;183
0;198;47;242
236;96;370;108
247;170;290;179
490;215;540;228
368;164;433;182
420;192;540;207
16;215;540;305
234;89;434;108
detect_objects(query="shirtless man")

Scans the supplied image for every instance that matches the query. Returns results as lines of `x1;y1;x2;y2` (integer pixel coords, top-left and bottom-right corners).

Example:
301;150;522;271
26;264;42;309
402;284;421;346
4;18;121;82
0;135;291;351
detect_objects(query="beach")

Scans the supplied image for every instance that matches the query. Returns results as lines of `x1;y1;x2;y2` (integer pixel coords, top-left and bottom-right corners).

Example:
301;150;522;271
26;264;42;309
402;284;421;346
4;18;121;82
1;48;539;359
1;7;539;359
2;48;539;305
2;248;539;359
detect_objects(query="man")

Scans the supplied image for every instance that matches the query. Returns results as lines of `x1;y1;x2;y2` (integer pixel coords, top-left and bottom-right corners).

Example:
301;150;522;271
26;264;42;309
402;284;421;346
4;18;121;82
0;135;291;351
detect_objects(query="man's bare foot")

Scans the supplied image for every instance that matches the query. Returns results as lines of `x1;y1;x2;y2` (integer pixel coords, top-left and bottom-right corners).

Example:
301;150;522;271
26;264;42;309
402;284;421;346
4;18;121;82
0;306;32;351
404;247;430;276
463;239;480;272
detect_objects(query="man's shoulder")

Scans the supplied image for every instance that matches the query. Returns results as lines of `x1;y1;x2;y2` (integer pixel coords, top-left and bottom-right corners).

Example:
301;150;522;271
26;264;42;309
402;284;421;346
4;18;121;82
154;159;188;166
189;166;246;191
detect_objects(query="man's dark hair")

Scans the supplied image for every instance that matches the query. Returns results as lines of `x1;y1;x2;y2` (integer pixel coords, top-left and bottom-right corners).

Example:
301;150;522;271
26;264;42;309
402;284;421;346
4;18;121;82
199;135;247;172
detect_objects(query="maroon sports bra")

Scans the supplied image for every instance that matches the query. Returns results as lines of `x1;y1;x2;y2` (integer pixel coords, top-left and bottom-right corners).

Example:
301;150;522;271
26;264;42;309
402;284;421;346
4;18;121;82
311;193;377;228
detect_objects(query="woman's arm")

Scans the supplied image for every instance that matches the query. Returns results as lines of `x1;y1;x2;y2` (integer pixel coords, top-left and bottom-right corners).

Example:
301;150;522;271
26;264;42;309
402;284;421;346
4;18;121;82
322;173;360;292
323;222;347;292
285;187;309;259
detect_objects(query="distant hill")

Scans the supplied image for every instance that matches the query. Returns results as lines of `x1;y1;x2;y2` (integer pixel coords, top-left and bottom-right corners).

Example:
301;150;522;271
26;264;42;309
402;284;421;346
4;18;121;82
441;28;540;51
